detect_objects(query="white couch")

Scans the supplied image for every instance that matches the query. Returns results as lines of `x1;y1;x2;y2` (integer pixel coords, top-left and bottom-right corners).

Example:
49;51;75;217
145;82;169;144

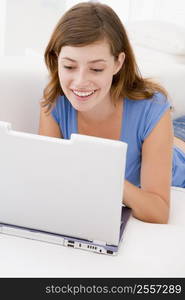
0;54;185;277
126;20;185;119
0;56;47;134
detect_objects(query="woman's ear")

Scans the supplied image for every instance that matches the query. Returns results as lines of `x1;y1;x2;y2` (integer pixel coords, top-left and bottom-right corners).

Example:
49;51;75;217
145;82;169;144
113;52;125;75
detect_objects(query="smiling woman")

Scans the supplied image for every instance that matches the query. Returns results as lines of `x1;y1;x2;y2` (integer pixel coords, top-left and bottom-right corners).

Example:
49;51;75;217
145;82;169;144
56;41;125;122
39;1;185;224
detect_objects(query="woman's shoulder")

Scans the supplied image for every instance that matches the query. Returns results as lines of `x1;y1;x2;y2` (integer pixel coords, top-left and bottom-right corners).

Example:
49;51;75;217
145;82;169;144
126;91;171;116
126;91;168;105
125;92;171;142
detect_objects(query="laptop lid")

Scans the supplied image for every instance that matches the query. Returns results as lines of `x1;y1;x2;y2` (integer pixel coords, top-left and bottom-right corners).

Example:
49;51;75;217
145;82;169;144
0;121;128;246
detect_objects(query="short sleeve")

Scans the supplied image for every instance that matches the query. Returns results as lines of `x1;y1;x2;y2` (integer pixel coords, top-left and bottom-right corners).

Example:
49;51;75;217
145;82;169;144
142;92;171;141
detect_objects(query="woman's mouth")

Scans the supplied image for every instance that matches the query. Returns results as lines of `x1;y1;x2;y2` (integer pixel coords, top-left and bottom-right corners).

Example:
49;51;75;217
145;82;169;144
71;89;97;102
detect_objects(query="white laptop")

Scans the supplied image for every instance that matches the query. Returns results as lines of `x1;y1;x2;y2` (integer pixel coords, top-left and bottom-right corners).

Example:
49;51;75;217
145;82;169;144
0;121;131;256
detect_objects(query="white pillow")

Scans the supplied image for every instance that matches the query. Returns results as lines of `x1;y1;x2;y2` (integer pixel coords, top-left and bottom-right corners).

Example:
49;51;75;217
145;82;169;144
137;60;185;119
132;45;185;64
125;20;185;55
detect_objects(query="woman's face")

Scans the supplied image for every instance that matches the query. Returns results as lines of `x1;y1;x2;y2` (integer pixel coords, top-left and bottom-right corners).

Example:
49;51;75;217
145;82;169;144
58;40;124;112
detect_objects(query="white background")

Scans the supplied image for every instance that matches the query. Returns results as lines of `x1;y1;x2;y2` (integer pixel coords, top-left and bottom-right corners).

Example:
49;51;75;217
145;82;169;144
0;0;185;57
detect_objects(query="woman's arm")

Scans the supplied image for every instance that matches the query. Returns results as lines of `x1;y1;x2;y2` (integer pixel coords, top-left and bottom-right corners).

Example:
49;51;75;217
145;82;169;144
123;180;169;223
38;104;63;138
123;109;173;224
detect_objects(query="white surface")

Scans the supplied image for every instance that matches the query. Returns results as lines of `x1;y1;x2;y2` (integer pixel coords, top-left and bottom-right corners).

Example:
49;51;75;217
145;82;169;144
0;187;184;278
0;122;127;246
2;0;65;56
0;56;47;134
132;45;185;64
126;20;185;55
137;60;185;119
169;187;185;225
125;20;185;119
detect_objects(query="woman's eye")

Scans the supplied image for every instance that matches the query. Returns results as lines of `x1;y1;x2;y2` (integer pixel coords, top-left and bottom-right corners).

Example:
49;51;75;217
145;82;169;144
63;66;103;72
92;69;103;72
64;66;74;69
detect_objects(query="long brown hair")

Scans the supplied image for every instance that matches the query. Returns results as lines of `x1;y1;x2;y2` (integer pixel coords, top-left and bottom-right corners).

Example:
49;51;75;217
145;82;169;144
42;1;169;113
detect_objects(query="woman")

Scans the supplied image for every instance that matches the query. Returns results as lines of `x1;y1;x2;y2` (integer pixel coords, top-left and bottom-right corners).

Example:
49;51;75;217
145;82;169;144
39;2;185;224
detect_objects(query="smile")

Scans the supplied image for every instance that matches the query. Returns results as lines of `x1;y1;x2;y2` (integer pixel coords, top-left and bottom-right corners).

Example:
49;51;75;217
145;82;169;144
72;90;96;97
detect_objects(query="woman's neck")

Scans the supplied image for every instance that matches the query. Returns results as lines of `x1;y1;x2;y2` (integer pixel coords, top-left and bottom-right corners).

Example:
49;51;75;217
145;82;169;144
77;97;122;125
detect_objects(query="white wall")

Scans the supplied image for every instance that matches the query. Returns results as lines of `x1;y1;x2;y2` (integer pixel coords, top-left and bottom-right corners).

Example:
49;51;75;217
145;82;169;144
1;0;185;57
0;0;7;55
65;0;130;22
65;0;185;26
2;0;65;56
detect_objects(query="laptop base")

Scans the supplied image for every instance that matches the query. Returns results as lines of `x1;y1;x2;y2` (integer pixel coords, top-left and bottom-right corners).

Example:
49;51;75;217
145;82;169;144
0;223;118;256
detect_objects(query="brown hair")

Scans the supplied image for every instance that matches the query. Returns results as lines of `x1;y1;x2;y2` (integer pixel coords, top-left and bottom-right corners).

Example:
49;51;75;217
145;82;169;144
42;1;169;113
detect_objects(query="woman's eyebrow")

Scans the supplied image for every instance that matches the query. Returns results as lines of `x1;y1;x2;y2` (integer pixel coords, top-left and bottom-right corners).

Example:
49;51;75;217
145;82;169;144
61;57;107;63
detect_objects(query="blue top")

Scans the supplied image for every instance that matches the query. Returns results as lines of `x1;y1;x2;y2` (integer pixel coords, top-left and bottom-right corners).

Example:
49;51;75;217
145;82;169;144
51;92;185;188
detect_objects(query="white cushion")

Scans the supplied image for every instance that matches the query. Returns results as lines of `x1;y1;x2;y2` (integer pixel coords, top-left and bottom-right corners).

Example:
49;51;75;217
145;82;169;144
170;187;185;226
132;45;185;65
137;60;185;119
0;56;47;134
126;20;185;55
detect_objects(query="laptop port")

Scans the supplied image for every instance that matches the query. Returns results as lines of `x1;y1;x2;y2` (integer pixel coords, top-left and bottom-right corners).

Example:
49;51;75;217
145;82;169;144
68;244;74;247
68;240;74;244
107;250;113;254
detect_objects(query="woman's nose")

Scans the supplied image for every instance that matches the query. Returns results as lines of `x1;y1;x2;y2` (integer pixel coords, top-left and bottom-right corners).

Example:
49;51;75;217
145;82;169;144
73;69;90;87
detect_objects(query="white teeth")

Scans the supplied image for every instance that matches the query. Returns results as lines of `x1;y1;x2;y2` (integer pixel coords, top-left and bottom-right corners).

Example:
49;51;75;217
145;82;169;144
73;90;95;97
